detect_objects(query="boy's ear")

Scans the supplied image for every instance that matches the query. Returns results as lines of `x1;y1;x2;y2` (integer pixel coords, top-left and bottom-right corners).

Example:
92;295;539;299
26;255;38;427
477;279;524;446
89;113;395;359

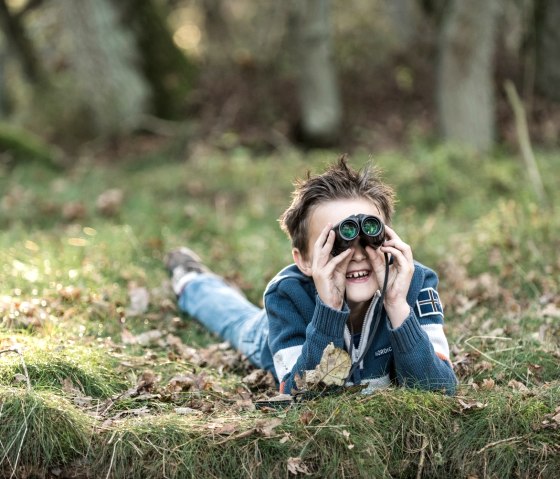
292;248;312;276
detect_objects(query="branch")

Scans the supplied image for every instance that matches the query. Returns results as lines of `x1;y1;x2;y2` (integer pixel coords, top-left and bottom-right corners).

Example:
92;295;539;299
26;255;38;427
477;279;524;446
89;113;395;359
504;80;548;207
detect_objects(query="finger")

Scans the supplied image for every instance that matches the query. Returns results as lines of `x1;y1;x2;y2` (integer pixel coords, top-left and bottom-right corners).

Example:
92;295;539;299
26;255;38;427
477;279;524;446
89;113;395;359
382;224;402;243
315;223;333;249
325;246;353;271
314;225;335;262
381;239;413;264
380;245;413;273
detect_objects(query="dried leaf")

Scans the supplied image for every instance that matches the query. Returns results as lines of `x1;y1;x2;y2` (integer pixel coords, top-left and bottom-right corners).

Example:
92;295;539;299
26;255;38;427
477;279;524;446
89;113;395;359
256;418;283;437
242;369;276;390
508;380;529;392
287;457;311;476
96;188;124;217
175;407;202;415
457;397;487;411
305;343;351;387
480;378;495;390
127;286;150;316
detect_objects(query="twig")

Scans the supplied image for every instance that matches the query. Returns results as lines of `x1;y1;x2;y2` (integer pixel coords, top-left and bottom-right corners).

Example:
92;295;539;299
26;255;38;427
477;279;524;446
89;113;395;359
463;337;509;368
0;347;31;390
504;80;548;207
105;437;122;479
416;436;429;479
476;436;523;454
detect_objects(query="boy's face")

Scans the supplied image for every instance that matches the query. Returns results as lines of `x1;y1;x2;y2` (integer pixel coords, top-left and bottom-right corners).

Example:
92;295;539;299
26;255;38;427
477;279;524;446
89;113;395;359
294;198;386;307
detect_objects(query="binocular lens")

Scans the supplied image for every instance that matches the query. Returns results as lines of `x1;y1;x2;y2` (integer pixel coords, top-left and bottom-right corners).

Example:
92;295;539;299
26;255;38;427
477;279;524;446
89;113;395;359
362;217;382;236
339;220;359;240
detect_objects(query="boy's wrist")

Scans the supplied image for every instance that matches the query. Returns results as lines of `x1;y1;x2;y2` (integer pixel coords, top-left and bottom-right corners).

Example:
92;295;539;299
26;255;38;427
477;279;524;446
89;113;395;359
385;299;410;328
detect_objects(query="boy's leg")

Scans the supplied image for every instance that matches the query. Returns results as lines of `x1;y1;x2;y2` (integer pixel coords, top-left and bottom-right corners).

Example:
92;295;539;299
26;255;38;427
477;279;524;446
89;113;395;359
166;248;273;371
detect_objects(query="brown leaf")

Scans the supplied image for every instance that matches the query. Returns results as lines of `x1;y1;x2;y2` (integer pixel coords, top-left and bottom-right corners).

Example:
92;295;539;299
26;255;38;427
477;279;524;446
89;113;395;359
242;369;276;390
305;342;351;387
62;201;87;221
256;418;283;437
287;457;311;476
299;410;314;425
96;188;124;217
480;378;495;390
127;285;150;316
165;374;196;393
137;370;157;392
457;397;487;412
508;380;529;392
58;286;82;302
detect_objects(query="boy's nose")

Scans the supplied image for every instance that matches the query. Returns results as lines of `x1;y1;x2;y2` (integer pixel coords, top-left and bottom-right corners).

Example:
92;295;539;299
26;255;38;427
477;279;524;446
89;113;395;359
350;238;367;260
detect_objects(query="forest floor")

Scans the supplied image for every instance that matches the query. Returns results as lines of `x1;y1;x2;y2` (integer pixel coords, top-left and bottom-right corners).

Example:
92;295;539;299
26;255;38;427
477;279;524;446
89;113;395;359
0;140;559;478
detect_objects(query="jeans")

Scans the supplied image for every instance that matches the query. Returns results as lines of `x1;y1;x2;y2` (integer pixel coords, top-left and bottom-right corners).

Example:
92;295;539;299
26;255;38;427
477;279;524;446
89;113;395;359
178;274;274;373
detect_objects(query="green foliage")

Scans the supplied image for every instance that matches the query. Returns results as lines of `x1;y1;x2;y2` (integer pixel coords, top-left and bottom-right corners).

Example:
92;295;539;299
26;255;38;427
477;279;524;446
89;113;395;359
0;388;93;477
0;123;63;169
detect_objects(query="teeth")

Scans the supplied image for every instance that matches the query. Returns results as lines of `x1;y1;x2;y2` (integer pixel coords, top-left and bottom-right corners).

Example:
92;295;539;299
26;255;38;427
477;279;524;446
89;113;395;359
346;271;369;279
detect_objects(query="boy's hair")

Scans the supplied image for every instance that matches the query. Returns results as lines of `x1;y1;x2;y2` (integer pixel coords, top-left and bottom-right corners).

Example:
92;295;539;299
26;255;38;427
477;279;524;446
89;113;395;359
279;155;395;257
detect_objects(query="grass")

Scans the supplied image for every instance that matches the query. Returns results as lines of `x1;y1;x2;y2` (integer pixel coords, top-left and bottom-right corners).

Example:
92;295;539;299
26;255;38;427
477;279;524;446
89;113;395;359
0;140;559;478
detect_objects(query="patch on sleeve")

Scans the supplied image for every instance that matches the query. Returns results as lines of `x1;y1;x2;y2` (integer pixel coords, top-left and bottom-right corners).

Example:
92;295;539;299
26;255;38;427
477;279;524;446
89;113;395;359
415;288;444;318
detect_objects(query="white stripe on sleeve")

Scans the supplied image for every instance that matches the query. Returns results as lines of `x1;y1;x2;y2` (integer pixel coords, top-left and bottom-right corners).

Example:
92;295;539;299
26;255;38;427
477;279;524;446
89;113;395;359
421;323;450;359
273;345;303;380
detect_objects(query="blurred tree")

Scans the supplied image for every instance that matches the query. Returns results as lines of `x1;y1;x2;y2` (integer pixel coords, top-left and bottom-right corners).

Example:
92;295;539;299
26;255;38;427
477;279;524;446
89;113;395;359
387;0;423;49
200;0;232;63
534;0;560;101
0;0;45;85
53;0;151;139
436;0;501;152
289;0;341;146
118;0;197;119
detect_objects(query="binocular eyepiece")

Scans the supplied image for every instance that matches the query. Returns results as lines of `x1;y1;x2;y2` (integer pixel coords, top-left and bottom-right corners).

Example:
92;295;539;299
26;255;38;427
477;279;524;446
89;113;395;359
331;214;385;256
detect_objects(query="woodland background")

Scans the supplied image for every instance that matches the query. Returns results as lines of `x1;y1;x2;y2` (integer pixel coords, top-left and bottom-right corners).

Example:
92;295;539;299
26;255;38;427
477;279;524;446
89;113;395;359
0;1;559;478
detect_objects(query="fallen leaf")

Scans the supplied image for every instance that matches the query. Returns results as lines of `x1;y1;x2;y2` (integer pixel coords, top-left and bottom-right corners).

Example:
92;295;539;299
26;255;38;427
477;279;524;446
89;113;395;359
457;397;487;411
175;407;202;415
96;188;124;217
299;410;314;425
127;286;150;316
508;380;529;392
287;457;311;476
305;342;351;387
242;369;276;390
256;418;283;437
137;370;158;392
480;378;495;390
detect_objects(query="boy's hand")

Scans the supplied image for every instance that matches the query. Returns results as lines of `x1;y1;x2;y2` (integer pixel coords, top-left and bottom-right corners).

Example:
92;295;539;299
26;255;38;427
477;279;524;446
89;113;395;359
311;223;354;310
368;225;414;327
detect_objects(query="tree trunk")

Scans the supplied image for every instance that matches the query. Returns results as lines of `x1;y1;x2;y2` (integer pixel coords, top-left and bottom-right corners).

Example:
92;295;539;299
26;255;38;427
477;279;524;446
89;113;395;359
0;0;44;84
437;0;501;152
289;0;341;146
55;0;150;138
118;0;197;119
534;0;560;101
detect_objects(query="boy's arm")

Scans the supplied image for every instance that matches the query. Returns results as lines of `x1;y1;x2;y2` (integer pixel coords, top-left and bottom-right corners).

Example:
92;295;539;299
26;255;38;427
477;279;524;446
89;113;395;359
266;278;348;394
388;268;458;394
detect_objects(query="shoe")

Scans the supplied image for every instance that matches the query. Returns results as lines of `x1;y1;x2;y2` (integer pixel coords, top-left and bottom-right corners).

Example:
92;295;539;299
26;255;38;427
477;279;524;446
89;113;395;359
165;247;210;275
165;247;210;294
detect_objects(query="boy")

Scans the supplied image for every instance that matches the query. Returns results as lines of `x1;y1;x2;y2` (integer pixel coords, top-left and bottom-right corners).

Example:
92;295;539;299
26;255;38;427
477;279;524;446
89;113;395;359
166;156;457;395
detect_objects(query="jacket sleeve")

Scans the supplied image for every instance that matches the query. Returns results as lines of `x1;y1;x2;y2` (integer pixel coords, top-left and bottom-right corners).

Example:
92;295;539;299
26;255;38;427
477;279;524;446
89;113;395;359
265;277;348;394
388;267;458;395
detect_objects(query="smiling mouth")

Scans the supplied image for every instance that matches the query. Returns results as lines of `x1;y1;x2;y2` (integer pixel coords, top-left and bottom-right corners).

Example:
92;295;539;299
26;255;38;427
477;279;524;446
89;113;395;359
346;270;370;280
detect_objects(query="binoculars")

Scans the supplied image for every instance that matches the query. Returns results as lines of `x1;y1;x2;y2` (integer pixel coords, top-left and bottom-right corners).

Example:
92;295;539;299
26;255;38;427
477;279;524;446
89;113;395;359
331;214;385;255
